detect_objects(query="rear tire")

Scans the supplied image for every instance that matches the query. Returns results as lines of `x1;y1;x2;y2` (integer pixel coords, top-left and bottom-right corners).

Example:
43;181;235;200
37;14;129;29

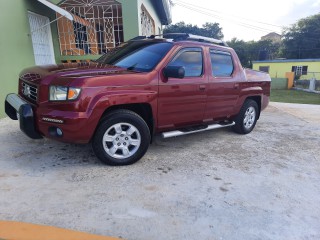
92;110;150;166
233;99;259;134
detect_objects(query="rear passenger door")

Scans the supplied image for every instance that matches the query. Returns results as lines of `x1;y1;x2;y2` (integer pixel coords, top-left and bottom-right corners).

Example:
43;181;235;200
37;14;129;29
158;47;207;129
204;49;240;120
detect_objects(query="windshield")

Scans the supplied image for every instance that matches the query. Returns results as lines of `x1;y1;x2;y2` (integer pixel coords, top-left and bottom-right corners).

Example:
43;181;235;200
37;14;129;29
95;41;173;72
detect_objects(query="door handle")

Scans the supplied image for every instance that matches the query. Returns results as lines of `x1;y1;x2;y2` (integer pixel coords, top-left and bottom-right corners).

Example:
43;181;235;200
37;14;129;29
234;83;239;89
199;85;206;91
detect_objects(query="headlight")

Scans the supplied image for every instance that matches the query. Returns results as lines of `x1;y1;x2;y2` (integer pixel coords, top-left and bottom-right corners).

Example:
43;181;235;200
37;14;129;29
49;86;81;101
49;86;67;101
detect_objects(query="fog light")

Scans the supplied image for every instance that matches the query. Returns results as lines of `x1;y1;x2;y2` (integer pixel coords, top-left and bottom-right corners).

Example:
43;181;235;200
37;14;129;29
56;128;63;136
48;127;63;138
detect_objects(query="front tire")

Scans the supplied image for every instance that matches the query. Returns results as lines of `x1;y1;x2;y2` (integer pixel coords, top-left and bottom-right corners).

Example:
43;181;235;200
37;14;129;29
233;99;259;134
92;110;150;166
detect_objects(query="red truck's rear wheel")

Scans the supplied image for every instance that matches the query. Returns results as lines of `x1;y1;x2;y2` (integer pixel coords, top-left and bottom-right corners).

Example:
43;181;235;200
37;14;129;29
233;99;259;134
92;110;150;165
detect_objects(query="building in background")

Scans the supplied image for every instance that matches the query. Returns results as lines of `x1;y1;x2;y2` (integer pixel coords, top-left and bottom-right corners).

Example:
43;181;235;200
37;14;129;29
261;32;281;43
0;0;172;118
253;59;320;79
253;59;320;90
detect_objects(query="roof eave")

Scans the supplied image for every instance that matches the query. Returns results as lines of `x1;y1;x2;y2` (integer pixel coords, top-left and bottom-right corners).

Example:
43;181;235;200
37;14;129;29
253;59;320;63
153;0;172;25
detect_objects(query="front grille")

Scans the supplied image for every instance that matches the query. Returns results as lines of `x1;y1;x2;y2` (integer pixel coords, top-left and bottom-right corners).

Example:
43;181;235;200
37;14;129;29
22;82;38;102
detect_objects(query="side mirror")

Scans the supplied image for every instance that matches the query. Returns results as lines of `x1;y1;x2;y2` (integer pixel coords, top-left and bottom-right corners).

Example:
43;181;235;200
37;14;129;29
163;66;185;79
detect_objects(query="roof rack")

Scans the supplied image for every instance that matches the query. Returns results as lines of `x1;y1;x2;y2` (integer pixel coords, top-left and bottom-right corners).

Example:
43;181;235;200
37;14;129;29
129;33;228;47
152;33;228;47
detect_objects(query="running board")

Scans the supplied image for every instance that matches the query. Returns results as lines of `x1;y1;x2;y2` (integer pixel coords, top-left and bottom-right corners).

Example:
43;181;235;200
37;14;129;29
161;122;235;138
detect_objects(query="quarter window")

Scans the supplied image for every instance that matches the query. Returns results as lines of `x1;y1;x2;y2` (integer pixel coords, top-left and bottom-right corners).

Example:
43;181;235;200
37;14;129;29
210;50;234;77
168;48;203;77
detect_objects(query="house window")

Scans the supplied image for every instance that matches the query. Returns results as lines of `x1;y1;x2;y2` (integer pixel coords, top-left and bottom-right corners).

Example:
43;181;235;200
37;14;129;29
57;0;124;56
210;50;234;77
73;18;90;54
292;66;308;75
114;25;124;46
141;4;155;36
259;66;270;73
96;23;106;54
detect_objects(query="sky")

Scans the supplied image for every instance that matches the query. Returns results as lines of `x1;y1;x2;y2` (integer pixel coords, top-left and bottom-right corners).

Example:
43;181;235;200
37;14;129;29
170;0;320;41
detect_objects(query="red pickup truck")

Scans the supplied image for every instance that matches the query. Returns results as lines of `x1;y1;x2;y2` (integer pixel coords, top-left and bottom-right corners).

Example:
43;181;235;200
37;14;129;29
5;33;271;165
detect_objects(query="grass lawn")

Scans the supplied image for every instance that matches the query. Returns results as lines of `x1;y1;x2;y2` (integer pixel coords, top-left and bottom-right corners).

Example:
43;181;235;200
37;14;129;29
270;89;320;105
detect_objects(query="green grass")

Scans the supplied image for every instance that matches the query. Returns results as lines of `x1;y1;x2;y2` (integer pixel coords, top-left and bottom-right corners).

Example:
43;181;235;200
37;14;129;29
270;89;320;105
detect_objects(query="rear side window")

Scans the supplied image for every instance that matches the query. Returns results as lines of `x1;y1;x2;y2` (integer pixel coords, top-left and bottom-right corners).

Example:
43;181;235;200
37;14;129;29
210;50;234;77
168;48;203;77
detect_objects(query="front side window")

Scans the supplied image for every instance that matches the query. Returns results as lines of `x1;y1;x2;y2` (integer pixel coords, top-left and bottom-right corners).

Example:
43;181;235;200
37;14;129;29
168;48;203;77
210;50;234;77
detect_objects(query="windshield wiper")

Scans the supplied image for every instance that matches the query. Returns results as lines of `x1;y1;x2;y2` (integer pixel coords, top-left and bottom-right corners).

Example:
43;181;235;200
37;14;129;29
127;63;138;71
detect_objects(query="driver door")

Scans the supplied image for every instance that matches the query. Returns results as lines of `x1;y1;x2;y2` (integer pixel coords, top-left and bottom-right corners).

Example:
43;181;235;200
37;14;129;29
157;47;208;130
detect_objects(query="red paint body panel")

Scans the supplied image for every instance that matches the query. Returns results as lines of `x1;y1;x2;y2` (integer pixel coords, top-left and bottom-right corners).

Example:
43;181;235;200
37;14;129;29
16;40;271;143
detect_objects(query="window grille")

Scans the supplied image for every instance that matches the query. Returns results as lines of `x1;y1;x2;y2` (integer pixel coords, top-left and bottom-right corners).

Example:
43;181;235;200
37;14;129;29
141;4;155;36
296;66;302;75
292;66;308;76
57;0;124;56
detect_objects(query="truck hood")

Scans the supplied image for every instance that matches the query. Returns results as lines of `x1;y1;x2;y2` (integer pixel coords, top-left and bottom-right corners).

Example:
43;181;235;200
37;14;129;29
19;62;134;85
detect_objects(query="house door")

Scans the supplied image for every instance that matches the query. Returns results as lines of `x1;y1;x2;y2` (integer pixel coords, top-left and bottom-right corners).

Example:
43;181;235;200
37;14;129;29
28;11;55;65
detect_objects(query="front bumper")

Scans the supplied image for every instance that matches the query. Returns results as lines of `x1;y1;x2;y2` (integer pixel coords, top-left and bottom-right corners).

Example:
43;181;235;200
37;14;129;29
5;93;43;139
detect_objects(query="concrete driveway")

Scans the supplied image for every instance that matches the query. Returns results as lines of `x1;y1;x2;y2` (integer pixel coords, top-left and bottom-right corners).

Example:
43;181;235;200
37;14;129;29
0;103;319;240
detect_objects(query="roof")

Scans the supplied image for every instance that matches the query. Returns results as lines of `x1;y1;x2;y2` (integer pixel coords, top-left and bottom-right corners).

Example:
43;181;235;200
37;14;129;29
261;32;281;38
152;0;172;25
253;59;320;63
131;33;228;47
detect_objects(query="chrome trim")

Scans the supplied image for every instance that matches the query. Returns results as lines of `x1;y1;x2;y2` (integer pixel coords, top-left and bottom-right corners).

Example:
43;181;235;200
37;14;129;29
22;82;38;101
5;94;27;111
161;122;235;138
42;117;64;124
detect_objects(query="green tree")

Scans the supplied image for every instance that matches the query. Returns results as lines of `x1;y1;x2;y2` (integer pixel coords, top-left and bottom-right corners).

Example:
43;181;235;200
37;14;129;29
227;38;280;68
227;38;251;67
280;13;320;59
163;21;224;39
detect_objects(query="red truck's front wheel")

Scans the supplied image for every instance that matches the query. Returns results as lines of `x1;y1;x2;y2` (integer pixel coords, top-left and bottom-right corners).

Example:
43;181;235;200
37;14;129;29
92;110;151;166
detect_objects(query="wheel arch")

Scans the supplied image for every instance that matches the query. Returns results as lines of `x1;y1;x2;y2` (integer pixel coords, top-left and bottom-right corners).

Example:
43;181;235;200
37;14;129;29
245;95;261;119
96;103;154;142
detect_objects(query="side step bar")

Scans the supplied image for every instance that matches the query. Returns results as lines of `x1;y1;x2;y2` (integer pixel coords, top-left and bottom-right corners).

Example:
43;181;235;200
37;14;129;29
161;122;235;138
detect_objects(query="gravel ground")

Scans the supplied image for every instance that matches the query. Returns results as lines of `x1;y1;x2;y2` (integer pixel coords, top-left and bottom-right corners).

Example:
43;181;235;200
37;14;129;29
0;103;319;240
